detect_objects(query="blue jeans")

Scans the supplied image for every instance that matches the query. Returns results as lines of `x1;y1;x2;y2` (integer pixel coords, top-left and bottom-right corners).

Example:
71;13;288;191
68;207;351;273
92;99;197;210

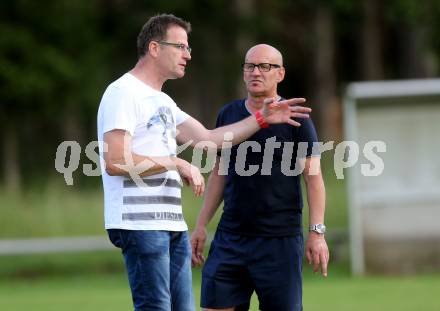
107;229;195;311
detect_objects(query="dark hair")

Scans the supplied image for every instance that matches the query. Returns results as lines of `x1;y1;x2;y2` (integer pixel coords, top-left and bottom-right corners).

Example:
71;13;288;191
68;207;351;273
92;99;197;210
137;13;191;58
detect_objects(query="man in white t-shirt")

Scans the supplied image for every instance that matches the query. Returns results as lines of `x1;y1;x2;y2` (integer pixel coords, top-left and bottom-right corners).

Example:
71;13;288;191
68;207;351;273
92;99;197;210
97;13;311;311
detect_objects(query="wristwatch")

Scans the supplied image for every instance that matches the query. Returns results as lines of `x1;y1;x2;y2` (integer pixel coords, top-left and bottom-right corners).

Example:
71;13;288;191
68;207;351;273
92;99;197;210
309;224;326;234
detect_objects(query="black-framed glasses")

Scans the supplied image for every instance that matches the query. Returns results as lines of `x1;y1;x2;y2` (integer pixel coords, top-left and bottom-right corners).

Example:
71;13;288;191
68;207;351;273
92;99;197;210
158;41;192;54
243;63;281;72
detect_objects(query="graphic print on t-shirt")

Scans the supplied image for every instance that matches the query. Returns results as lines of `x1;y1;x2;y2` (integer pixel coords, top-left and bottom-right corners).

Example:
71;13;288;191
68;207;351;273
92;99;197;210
146;106;176;156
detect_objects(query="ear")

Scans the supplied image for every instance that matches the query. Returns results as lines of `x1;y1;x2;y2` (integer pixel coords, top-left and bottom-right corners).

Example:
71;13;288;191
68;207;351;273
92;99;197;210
277;66;285;83
148;41;160;58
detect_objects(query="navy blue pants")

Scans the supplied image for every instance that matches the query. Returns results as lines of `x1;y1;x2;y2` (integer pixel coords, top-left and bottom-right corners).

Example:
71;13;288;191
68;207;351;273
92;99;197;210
201;230;303;311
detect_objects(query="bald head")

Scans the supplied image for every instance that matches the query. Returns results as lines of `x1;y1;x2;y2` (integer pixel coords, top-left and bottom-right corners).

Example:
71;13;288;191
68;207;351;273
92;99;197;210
243;44;285;99
245;44;283;65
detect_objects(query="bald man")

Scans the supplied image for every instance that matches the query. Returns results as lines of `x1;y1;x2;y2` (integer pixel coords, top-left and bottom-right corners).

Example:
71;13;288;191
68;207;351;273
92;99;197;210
191;44;329;311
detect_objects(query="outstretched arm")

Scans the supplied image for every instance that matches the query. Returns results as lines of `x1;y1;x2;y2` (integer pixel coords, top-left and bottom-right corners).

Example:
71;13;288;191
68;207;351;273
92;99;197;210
177;97;310;147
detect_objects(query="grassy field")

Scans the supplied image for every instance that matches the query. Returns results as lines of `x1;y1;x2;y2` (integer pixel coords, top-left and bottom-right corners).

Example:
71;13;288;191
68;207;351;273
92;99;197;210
1;159;436;310
0;253;439;311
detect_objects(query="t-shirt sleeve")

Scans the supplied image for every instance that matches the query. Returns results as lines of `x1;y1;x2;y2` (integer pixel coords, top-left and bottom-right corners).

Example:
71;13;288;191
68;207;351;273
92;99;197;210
215;108;227;157
100;86;137;136
215;108;226;128
175;105;190;126
296;117;320;158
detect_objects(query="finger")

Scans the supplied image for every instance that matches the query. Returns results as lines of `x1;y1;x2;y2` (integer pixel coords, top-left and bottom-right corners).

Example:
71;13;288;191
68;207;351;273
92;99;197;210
191;255;198;267
282;97;306;106
190;170;204;196
306;248;312;265
196;185;202;197
287;119;301;127
193;238;205;266
320;252;328;277
191;179;198;196
263;97;276;105
200;179;205;195
191;181;199;196
191;240;198;263
196;253;204;264
290;106;312;113
194;173;205;196
198;176;204;195
190;175;199;196
290;113;310;119
313;251;320;273
196;241;205;261
191;236;198;252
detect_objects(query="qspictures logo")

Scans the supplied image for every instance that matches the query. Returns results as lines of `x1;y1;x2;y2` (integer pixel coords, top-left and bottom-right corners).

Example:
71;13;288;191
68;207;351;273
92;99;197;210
54;131;386;188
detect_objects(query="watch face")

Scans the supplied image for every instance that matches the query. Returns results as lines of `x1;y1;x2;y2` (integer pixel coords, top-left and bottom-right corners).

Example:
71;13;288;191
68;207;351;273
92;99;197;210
311;224;326;233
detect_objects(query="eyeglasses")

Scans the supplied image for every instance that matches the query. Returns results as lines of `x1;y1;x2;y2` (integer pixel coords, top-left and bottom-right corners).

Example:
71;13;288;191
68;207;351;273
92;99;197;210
158;41;192;54
243;63;281;72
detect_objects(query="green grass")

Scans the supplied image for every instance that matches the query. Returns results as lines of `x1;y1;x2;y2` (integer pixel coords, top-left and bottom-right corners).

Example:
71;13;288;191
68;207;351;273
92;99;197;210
0;273;132;311
0;252;124;279
0;257;439;311
0;168;437;311
5;156;427;310
302;267;440;311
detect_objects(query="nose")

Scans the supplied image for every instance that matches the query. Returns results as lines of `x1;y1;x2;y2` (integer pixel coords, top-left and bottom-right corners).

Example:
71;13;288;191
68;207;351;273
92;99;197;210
250;66;262;75
183;50;191;60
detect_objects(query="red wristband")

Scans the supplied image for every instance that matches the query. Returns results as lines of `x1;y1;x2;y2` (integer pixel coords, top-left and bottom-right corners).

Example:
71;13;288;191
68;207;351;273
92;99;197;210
255;110;269;128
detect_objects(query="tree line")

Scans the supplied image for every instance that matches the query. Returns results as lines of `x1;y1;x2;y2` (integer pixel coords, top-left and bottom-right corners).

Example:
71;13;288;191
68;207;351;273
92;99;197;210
1;0;439;191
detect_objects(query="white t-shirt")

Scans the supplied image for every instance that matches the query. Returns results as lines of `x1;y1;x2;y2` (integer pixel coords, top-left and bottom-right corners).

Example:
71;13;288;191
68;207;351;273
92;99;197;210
97;73;190;231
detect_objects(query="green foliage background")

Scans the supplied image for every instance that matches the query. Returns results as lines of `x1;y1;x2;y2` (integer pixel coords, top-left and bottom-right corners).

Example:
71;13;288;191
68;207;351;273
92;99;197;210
1;1;440;309
2;0;440;184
